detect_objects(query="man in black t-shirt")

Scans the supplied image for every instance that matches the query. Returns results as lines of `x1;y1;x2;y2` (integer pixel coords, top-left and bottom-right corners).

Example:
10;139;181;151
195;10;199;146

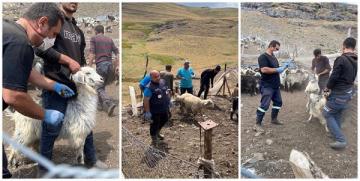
197;65;221;99
311;49;331;94
2;3;76;178
254;40;290;132
35;3;107;172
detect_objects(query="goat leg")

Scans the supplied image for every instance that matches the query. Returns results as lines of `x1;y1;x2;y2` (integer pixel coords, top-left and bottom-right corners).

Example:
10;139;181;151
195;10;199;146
307;114;313;122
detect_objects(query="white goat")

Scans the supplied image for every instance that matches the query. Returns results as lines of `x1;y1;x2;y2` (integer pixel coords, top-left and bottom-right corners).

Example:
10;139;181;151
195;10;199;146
304;74;328;132
175;93;214;117
6;67;104;166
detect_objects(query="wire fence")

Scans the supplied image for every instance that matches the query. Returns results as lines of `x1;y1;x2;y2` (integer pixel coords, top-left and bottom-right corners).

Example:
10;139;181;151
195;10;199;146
2;133;119;178
122;127;221;178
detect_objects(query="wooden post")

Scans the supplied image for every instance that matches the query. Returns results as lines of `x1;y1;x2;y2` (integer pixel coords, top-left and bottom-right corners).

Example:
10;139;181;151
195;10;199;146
222;64;227;96
198;120;218;178
204;128;213;178
129;86;138;116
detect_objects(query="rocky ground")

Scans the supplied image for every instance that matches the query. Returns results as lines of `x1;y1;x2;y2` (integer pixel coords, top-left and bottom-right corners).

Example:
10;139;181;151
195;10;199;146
122;94;238;178
241;90;357;178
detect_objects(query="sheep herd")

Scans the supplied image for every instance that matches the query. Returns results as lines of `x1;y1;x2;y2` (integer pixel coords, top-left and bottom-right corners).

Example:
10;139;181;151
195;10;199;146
241;61;329;131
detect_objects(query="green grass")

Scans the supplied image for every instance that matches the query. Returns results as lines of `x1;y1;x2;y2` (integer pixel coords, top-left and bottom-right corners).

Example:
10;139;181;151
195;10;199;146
148;54;180;65
122;22;159;39
122;41;133;49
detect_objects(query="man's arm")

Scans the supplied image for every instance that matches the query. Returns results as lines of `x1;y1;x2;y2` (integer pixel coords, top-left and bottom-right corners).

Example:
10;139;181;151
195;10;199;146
327;58;342;89
3;88;44;120
28;69;56;91
318;68;330;76
260;67;278;74
311;59;315;72
143;97;150;113
176;69;182;79
35;48;80;73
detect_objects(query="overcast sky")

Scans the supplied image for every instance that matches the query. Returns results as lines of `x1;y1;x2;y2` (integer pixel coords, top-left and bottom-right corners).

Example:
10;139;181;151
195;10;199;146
176;3;238;8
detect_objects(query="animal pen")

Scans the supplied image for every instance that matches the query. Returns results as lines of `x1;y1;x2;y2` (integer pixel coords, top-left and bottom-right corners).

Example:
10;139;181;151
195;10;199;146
122;61;238;178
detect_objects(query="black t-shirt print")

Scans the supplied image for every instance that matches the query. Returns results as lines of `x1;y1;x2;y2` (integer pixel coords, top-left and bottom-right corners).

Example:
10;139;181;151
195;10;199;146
3;19;34;92
258;53;280;88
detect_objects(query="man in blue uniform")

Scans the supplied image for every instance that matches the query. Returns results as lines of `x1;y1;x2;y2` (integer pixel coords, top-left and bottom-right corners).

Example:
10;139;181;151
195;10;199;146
143;70;171;146
323;37;357;149
254;40;290;132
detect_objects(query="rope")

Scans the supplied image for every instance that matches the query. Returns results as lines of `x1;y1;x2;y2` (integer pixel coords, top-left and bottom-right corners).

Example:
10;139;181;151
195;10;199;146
3;133;119;178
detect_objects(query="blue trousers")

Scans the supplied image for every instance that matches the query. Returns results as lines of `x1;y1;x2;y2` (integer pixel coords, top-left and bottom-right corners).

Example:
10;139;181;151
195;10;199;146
39;90;97;170
256;86;282;124
323;90;353;143
96;61;113;106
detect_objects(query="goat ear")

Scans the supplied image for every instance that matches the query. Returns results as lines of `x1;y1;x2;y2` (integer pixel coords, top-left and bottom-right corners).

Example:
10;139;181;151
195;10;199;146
71;72;86;84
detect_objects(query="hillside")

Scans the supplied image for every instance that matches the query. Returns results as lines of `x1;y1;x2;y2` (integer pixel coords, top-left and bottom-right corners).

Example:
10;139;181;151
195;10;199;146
241;2;357;66
122;3;238;104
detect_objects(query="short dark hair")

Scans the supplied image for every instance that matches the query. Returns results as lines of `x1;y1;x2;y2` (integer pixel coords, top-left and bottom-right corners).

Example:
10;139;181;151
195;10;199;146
165;64;172;71
313;49;321;56
343;37;356;49
268;40;280;48
23;3;64;27
215;65;221;71
94;25;104;34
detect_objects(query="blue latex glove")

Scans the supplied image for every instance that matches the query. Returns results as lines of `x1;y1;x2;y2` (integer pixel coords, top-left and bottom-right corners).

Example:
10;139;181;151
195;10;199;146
144;112;152;123
53;82;75;98
44;109;64;126
276;66;286;73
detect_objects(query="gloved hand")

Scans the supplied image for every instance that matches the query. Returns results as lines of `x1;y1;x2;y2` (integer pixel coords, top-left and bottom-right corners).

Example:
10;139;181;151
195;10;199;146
53;82;75;98
44;109;64;126
144;112;152;123
275;66;286;73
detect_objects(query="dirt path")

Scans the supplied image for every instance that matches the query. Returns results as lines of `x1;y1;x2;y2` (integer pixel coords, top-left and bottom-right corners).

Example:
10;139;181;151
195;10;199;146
241;90;357;178
3;83;119;178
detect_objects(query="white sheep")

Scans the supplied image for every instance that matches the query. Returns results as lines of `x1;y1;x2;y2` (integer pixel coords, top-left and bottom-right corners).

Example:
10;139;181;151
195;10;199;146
305;74;320;112
6;67;104;167
175;93;214;117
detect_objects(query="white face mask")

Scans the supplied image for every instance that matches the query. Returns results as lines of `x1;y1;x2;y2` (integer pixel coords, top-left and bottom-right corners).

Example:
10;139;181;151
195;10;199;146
37;37;56;51
273;51;279;57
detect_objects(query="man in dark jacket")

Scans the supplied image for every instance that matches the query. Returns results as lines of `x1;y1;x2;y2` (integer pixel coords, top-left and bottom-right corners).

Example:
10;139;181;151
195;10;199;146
35;3;106;175
197;65;221;99
323;37;357;150
311;49;331;94
143;70;171;146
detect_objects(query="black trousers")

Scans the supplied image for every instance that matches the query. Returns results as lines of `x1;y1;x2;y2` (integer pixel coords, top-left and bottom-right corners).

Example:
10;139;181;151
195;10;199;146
197;82;210;99
180;87;193;95
3;147;11;178
150;112;169;137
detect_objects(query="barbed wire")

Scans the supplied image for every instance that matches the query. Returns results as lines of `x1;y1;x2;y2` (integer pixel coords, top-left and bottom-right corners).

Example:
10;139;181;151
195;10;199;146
122;126;221;178
3;133;119;178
